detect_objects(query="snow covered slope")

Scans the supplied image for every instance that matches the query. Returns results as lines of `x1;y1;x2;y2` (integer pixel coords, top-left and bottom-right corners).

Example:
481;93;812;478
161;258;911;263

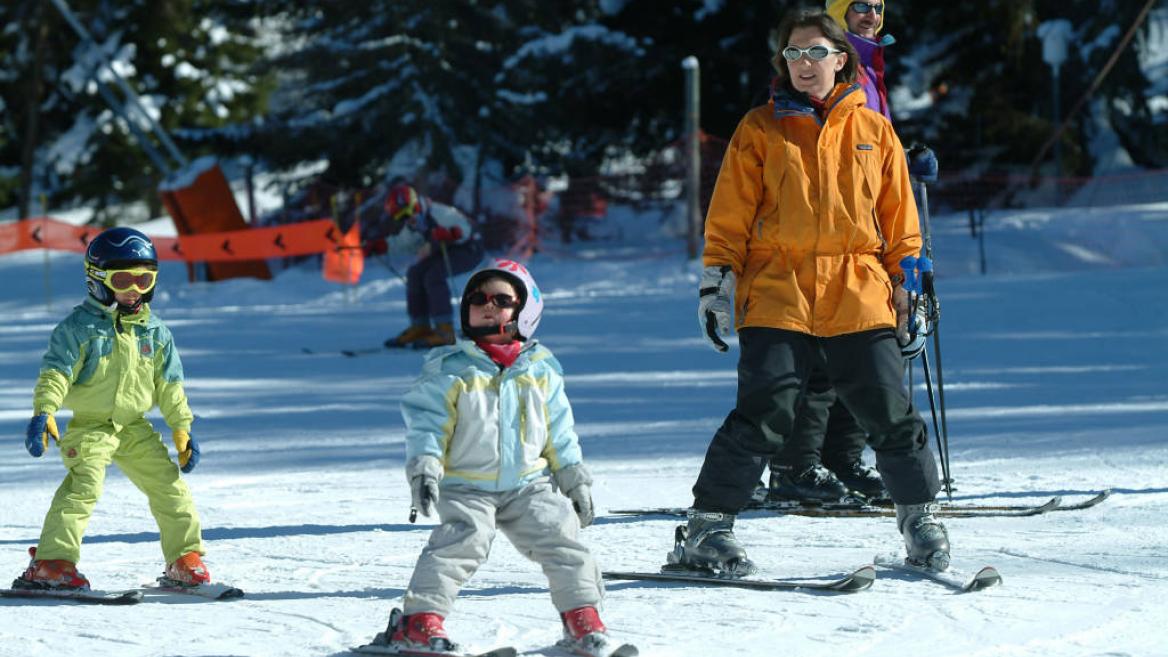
0;206;1166;657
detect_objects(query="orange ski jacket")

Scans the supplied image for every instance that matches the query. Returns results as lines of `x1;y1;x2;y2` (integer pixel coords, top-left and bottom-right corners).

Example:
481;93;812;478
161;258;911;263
702;82;921;337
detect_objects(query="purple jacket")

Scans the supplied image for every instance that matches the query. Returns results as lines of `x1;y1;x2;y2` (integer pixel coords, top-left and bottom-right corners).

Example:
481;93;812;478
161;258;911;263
847;32;892;120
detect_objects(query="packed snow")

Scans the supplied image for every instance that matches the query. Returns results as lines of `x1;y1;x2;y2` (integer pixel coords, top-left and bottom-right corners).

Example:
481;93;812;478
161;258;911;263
1;202;1166;657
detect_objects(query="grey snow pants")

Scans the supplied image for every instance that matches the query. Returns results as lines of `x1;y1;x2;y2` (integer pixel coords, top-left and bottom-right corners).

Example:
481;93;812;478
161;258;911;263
402;479;603;617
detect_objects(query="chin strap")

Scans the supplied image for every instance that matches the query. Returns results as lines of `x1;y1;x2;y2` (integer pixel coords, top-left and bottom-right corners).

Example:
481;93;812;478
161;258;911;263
463;320;520;340
116;299;144;315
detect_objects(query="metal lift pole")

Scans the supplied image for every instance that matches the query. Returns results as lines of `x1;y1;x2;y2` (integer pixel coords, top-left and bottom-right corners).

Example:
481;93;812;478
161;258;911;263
49;0;190;169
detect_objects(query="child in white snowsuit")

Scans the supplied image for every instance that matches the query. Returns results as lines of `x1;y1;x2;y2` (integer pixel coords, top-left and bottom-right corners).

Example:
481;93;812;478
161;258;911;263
14;227;210;591
389;258;616;655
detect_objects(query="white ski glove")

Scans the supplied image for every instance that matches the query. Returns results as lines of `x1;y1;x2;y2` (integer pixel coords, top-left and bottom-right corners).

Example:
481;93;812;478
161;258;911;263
406;455;443;518
698;265;736;352
553;464;595;527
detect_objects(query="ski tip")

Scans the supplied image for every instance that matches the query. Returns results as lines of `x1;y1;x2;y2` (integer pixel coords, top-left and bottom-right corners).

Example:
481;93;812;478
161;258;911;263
965;566;1003;592
117;590;146;604
840;565;877;592
1089;489;1113;504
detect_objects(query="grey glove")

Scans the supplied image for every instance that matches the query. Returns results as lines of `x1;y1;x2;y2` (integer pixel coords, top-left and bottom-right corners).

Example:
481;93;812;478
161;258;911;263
552;464;595;527
698;265;736;353
406;455;443;518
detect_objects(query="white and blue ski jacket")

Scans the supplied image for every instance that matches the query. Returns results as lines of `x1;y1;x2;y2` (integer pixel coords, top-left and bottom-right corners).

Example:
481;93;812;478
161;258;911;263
401;339;583;492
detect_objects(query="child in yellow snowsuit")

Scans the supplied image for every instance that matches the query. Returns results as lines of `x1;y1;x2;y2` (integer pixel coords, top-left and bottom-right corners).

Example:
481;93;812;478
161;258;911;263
14;227;210;591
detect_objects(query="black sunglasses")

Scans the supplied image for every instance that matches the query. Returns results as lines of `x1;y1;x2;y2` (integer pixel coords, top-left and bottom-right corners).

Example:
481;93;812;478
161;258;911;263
467;291;519;308
849;2;884;14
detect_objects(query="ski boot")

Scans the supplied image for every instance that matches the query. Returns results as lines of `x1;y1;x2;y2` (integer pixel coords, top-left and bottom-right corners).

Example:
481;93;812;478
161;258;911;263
414;322;455;349
665;510;757;577
386;607;459;653
767;463;849;503
11;547;91;591
559;606;638;657
897;502;951;571
385;324;435;349
829;461;890;502
163;551;211;586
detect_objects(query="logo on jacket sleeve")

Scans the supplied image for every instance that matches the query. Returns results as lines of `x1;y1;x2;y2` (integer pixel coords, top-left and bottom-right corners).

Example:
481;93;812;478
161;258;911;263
857;144;874;151
140;340;153;356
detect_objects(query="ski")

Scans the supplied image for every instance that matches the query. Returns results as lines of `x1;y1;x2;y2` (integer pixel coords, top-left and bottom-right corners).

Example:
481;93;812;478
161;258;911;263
1051;489;1111;511
873;554;1001;592
342;346;390;357
609;495;1067;519
302;345;426;357
302;345;387;357
555;637;640;657
351;637;516;657
141;577;244;600
0;586;143;605
603;564;875;593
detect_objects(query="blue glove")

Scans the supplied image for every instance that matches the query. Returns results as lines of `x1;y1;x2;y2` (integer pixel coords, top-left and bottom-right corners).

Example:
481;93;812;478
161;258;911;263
907;144;938;183
25;413;59;457
173;430;200;473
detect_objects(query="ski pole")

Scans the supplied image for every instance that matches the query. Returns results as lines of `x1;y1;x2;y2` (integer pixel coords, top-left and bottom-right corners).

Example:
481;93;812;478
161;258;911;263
919;347;951;500
438;240;454;284
438;240;457;316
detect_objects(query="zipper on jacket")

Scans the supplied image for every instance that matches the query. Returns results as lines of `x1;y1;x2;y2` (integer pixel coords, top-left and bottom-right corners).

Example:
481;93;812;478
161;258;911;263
518;393;527;446
871;207;887;255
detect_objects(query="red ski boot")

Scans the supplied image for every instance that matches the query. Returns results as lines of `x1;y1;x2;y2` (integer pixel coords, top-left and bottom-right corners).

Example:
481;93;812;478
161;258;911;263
12;547;91;591
387;607;459;653
164;551;211;586
560;606;639;656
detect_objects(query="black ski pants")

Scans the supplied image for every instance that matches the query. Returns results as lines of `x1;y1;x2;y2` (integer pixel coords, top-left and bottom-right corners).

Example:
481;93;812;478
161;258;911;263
771;366;868;472
692;327;940;513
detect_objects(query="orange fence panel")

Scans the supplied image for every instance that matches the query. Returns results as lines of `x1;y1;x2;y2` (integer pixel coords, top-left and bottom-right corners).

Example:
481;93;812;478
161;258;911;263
0;217;347;262
322;222;364;285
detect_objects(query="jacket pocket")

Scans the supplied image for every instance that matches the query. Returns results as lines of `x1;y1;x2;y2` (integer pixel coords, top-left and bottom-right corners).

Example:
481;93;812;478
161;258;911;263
854;149;881;224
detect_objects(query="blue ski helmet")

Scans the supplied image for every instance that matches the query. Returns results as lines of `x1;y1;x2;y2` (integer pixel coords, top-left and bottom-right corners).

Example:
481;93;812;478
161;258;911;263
85;227;158;306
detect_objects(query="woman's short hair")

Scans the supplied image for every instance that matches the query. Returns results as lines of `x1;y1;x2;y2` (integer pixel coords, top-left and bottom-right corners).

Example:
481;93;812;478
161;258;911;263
770;9;859;93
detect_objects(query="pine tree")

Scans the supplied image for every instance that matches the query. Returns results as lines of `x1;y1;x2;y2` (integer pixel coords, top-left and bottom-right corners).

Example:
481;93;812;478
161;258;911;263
0;0;271;220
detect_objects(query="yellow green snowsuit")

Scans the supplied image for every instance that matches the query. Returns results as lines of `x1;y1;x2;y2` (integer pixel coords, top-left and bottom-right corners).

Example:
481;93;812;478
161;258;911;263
32;298;202;565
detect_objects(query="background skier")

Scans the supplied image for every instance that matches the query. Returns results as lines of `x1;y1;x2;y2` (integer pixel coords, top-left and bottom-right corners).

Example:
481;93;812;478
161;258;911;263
373;182;484;349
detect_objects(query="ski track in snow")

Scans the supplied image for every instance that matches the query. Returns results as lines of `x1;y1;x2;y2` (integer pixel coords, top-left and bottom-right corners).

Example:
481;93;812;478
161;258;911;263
2;210;1168;656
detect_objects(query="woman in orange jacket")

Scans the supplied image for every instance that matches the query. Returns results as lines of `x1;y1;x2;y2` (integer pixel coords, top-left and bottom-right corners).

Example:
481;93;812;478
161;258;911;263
673;9;950;576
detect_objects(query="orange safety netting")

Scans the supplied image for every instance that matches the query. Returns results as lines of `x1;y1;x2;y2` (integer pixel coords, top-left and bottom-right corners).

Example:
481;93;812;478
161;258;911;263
0;216;349;262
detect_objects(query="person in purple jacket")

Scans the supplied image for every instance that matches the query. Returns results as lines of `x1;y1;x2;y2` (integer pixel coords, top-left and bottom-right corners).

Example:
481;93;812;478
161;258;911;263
827;0;894;119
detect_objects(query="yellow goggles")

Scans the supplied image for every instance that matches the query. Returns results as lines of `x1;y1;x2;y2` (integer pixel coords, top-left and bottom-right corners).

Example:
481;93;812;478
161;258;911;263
87;264;157;293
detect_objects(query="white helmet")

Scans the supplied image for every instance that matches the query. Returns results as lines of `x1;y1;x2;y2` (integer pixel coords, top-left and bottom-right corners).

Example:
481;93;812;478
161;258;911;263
460;258;544;341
